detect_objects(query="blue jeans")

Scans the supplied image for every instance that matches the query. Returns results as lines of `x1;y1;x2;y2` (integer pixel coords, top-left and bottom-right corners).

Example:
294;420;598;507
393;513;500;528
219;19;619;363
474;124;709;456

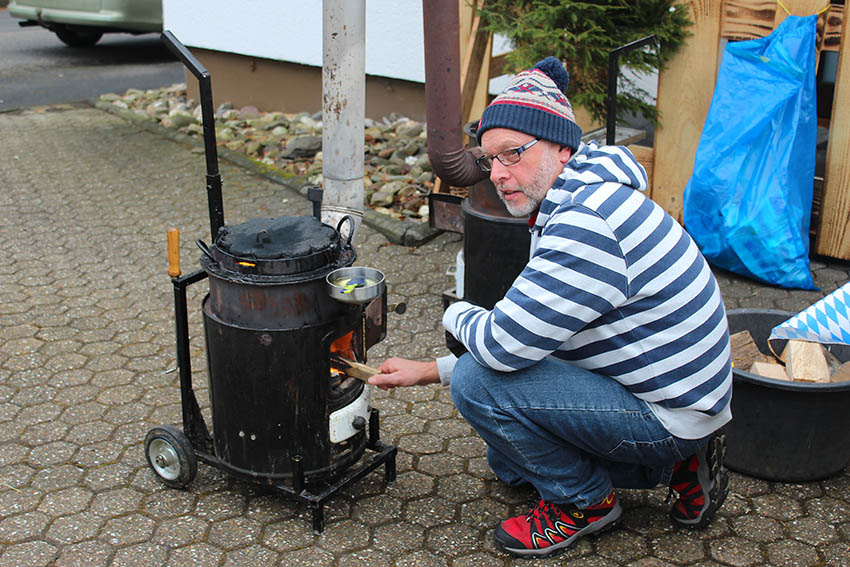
450;354;708;508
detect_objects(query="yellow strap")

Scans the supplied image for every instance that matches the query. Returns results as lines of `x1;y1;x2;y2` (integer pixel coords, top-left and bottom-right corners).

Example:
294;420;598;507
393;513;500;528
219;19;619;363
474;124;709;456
777;0;831;16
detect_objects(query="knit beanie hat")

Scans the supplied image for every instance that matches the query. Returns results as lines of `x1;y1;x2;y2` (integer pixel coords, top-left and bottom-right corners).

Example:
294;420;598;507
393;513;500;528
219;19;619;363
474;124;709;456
477;56;581;151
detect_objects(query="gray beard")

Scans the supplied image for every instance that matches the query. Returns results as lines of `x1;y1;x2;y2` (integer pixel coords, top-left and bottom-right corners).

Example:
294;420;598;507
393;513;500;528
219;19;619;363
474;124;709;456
498;147;560;217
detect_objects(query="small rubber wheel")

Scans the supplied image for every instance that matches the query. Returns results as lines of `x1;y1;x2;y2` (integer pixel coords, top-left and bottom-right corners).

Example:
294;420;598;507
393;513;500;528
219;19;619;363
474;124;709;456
54;26;103;48
144;425;197;489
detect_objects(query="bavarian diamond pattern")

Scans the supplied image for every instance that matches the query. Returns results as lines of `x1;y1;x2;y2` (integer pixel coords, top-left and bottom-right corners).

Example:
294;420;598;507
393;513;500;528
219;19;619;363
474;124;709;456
769;281;850;345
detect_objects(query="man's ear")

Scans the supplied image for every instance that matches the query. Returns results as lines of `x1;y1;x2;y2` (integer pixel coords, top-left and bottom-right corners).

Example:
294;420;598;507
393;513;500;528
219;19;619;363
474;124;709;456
557;145;573;165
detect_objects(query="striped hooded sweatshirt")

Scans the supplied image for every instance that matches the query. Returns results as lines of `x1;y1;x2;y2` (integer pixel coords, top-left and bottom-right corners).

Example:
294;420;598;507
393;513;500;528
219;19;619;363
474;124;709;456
442;142;732;440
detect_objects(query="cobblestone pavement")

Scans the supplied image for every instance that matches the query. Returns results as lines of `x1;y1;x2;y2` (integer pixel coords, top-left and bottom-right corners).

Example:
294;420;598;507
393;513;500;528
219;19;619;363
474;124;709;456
1;104;849;567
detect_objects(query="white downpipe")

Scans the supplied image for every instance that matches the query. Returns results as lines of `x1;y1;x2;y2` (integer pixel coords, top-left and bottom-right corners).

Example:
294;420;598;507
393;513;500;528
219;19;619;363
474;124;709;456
321;0;365;239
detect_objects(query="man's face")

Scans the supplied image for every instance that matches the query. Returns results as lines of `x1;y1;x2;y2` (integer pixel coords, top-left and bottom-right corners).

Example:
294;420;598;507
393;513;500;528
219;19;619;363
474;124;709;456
480;128;570;217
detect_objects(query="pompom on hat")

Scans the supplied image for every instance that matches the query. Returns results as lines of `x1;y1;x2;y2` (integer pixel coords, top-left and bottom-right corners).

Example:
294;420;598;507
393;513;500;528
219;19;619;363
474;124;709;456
477;56;582;151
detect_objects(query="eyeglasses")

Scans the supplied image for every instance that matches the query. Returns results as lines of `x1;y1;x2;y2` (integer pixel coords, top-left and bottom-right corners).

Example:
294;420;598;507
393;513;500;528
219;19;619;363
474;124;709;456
475;138;540;173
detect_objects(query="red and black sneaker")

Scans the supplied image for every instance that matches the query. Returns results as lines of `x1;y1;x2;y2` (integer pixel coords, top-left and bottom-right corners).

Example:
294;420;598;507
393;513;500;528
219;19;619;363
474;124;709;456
668;432;728;528
494;491;622;558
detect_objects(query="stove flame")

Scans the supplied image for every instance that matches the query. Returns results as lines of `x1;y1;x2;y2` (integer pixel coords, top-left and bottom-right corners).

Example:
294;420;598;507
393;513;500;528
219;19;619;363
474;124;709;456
330;331;355;360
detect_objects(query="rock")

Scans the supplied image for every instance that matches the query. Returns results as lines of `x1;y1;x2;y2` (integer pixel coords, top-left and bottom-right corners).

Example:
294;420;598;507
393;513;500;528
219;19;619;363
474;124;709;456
146;101;168;117
280;136;322;159
370;191;395;207
399;140;420;156
414;154;431;170
225;140;244;151
215;102;234;117
168;110;195;129
218;127;236;141
100;93;120;102
397;122;424;137
418;204;430;217
238;106;262;120
271;125;288;138
244;140;262;155
397;185;418;198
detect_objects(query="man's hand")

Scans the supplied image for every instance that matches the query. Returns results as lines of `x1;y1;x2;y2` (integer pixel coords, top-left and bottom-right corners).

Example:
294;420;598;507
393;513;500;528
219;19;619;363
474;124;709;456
367;357;441;390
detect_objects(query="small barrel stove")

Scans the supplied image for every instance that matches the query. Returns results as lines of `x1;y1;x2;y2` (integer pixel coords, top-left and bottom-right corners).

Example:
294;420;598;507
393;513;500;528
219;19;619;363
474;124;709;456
143;32;397;534
201;214;383;483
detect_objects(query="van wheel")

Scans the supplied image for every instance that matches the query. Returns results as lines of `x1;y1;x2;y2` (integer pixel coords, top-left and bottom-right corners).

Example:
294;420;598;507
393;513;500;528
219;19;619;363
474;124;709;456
55;26;103;48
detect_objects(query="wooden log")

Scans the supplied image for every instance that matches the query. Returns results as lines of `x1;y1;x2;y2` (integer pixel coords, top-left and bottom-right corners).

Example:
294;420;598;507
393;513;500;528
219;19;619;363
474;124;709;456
783;340;831;382
750;361;791;381
831;361;850;382
330;355;381;382
730;330;773;371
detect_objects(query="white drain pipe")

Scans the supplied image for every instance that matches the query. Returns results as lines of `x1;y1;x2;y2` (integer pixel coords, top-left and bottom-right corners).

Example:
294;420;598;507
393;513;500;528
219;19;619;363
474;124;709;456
321;0;366;239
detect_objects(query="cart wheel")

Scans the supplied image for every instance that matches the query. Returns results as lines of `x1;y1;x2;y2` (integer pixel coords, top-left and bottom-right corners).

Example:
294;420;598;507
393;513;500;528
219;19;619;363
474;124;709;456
144;425;197;489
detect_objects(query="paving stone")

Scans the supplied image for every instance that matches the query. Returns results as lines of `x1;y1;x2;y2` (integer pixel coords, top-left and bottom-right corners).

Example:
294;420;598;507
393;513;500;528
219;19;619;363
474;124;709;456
98;513;156;546
111;542;168;567
0;511;50;543
262;517;317;552
0;540;58;567
206;516;261;550
405;496;456;528
37;486;93;516
372;521;425;555
436;473;486;503
731;513;784;543
165;542;223;567
46;511;104;544
764;539;821;567
221;544;279;567
52;539;114;567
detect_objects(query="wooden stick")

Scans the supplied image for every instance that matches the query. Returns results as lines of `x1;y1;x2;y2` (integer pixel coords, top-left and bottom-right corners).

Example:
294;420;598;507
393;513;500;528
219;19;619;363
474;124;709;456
331;355;381;382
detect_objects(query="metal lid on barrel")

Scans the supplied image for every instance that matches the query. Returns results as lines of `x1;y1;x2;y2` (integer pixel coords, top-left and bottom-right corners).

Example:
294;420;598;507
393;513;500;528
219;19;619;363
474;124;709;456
199;215;355;280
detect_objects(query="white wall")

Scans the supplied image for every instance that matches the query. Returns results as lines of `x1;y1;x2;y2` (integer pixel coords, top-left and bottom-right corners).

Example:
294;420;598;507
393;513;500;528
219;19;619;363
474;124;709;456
163;0;426;83
162;1;658;99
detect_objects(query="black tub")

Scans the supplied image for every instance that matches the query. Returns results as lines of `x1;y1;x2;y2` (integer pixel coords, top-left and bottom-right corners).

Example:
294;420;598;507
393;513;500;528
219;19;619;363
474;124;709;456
725;309;850;481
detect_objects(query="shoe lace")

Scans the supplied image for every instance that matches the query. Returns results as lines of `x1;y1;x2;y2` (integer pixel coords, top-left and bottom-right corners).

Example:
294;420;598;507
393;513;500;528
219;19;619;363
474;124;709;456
526;500;560;524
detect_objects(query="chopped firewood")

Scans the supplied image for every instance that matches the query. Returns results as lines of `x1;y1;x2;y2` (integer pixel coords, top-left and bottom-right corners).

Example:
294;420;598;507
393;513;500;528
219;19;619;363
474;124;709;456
730;330;773;371
782;340;831;382
831;361;850;383
824;347;843;374
749;361;790;381
330;354;381;382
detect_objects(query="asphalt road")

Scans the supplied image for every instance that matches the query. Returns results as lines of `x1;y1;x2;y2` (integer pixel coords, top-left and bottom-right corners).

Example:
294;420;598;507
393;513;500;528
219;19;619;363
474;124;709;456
0;8;185;112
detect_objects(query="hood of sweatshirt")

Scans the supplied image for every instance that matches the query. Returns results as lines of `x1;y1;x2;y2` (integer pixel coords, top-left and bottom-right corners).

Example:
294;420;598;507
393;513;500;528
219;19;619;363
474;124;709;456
533;142;649;233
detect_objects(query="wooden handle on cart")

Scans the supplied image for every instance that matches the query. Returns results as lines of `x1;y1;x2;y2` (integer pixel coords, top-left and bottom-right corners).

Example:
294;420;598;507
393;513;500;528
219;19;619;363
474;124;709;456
167;227;181;277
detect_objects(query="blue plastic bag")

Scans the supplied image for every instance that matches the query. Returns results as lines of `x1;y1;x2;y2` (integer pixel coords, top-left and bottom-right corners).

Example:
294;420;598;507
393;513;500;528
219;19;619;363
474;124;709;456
683;15;818;290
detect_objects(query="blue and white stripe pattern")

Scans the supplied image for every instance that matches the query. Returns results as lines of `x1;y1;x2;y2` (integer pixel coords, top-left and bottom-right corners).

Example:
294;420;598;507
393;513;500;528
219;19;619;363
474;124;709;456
769;281;850;345
443;142;733;439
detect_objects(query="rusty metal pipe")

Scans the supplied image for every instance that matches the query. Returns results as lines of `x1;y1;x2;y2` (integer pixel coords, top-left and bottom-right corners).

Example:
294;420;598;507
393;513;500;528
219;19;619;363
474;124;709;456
422;0;487;188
